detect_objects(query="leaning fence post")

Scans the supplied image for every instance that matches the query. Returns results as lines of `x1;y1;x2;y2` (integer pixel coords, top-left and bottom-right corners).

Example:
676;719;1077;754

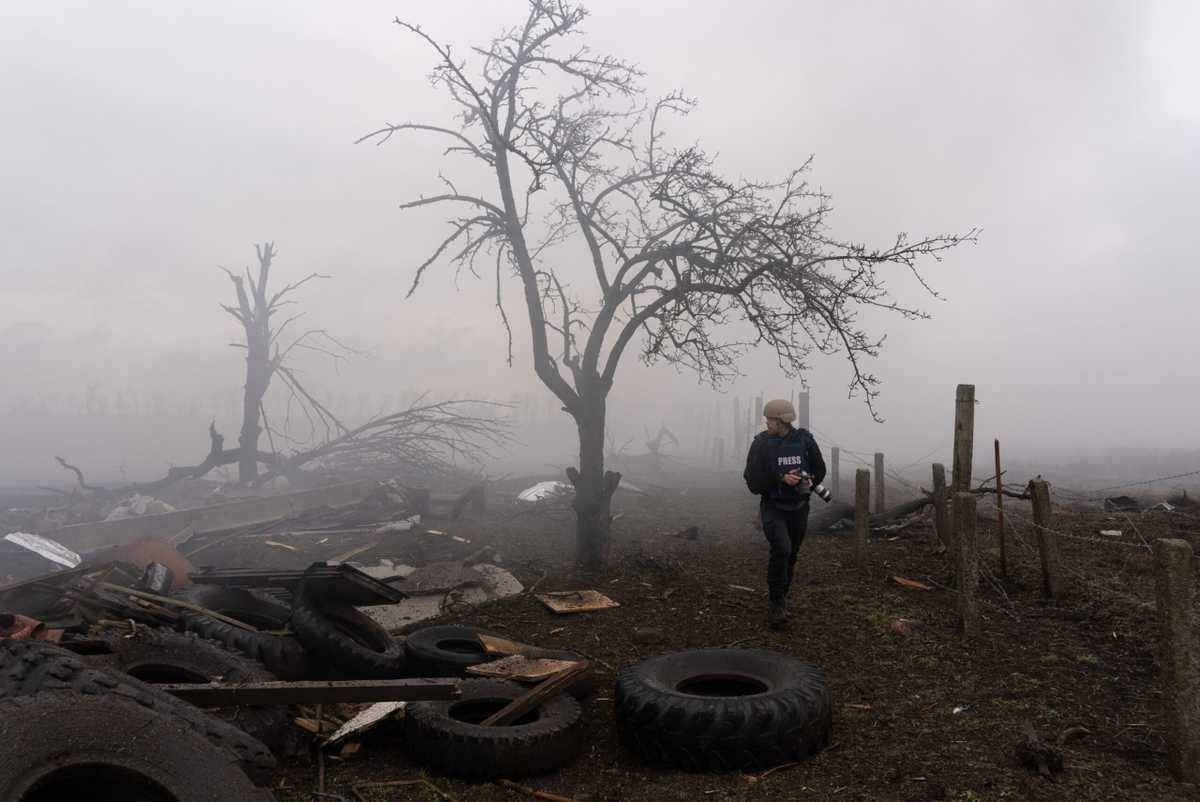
955;492;979;638
1153;538;1200;782
831;447;840;501
874;452;885;514
1029;479;1059;598
854;468;870;570
932;463;951;552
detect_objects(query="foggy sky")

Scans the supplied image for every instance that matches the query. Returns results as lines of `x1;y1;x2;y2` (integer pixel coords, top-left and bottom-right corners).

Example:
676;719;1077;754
3;1;1198;484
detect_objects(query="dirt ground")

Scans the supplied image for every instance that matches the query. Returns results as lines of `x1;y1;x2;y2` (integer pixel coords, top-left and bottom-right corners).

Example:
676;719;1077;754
193;473;1200;802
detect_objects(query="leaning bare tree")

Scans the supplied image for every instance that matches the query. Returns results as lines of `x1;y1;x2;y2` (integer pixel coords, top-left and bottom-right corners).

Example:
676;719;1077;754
53;243;512;497
361;1;975;568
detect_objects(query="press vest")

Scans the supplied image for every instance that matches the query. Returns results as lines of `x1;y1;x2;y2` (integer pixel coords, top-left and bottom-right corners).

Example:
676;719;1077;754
766;430;812;509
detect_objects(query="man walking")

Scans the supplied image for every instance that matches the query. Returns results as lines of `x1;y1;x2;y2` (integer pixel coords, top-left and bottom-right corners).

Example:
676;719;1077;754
743;398;826;628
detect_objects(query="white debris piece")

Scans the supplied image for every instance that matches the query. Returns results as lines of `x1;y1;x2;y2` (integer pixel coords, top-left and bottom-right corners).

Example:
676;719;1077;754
323;701;406;747
375;514;421;535
104;494;176;521
517;481;571;502
359;563;524;632
1099;530;1123;538
1148;502;1176;512
3;532;82;568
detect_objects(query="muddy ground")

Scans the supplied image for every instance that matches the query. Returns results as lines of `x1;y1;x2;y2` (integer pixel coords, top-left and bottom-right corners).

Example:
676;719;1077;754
194;473;1200;802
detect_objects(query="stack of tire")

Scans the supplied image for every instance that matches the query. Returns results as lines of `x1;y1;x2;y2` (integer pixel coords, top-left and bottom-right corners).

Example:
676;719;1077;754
0;638;276;802
171;571;404;680
400;624;593;778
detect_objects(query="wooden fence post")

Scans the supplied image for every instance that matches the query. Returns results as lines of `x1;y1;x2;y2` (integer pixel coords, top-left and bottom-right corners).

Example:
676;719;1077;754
995;438;1007;579
854;469;870;570
831;447;840;501
1029;479;1059;598
752;393;762;441
956;492;979;637
715;437;725;471
932;463;951;551
874;452;885;514
732;397;741;449
1153;538;1200;782
952;384;975;492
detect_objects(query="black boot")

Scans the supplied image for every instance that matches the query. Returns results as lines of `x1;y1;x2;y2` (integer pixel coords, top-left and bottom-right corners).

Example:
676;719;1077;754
768;601;788;629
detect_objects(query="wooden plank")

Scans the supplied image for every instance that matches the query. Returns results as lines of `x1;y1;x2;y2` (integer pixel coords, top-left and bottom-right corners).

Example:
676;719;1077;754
467;655;582;682
187;562;405;605
535;590;619;614
158;678;460;707
479;663;589;727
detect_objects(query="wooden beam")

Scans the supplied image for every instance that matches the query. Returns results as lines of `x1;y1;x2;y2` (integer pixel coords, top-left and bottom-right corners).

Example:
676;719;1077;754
158;678;460;707
479;663;589;727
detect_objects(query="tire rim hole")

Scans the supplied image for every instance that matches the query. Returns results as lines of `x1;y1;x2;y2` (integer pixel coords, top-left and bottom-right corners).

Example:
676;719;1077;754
26;764;178;802
448;698;540;726
436;638;485;656
675;673;769;697
124;664;212;684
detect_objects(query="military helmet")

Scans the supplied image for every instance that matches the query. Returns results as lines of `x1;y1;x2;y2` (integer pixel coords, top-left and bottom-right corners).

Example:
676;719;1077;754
763;398;796;423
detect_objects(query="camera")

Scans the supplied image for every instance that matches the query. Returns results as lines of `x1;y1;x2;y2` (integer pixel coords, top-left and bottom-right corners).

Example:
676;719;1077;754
792;470;833;503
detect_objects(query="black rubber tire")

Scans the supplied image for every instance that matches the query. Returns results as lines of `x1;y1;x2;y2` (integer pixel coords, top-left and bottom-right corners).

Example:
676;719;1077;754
99;629;292;756
614;648;832;772
173;585;314;681
402;626;595;698
291;578;405;678
404;678;584;778
403;624;498;676
0;639;276;787
0;692;276;802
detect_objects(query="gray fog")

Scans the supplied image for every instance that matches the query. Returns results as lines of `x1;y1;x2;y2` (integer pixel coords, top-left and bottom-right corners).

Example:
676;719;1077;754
2;1;1198;486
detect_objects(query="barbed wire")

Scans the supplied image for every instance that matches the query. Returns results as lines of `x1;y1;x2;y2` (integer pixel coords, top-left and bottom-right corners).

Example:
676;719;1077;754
1004;507;1151;551
1050;467;1200;502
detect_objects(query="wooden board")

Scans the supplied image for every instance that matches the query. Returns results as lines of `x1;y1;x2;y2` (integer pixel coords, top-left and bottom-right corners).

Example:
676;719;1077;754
466;654;582;682
477;633;538;655
535;589;620;614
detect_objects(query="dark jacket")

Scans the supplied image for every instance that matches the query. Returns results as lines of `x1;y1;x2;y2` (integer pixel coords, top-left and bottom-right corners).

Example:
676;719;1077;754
743;426;826;509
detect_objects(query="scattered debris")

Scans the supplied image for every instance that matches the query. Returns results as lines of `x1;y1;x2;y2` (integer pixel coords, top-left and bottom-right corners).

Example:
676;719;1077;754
728;584;756;592
517;481;572;502
104;494;177;521
889;618;917;637
893;576;933;591
467;654;582;682
1103;495;1140;513
264;540;299;551
1147;502;1176;512
323;701;407;747
536;590;620;614
1099;529;1123;538
3;531;81;568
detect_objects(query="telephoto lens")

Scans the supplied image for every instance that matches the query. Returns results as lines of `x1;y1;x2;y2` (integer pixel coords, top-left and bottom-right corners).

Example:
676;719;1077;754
811;483;833;503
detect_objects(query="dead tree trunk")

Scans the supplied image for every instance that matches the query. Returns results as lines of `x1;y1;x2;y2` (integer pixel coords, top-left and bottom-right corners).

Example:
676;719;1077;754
566;396;621;571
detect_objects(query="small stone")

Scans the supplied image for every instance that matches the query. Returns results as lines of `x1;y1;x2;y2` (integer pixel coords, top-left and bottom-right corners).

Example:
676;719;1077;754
890;618;917;637
633;626;665;644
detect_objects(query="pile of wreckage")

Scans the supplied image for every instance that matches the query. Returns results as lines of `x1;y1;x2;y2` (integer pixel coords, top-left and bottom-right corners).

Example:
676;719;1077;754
0;476;834;801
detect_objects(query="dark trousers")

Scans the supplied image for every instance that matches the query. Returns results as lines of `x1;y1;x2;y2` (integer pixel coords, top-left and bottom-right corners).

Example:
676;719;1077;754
761;501;809;605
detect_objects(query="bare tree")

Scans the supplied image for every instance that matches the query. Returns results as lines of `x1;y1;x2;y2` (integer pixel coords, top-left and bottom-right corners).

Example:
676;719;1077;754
219;242;349;483
360;1;976;568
